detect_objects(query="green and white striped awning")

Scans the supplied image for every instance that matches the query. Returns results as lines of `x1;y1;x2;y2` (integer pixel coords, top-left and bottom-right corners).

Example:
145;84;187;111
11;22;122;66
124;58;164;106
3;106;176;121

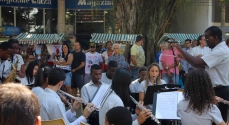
16;33;66;44
91;33;140;44
158;33;202;45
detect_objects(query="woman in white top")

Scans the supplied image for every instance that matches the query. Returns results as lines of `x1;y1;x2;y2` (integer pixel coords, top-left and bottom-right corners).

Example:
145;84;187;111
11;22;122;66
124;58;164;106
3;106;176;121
25;61;39;88
177;69;225;125
102;41;113;72
32;64;52;97
139;63;166;102
190;35;211;58
99;68;152;125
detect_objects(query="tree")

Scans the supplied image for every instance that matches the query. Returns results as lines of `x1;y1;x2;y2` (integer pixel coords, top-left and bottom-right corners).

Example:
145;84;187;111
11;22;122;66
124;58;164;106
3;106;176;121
114;0;183;65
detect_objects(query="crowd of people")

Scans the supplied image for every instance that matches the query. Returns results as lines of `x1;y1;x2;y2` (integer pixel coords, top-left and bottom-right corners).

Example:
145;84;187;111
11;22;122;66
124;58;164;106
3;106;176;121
0;26;229;125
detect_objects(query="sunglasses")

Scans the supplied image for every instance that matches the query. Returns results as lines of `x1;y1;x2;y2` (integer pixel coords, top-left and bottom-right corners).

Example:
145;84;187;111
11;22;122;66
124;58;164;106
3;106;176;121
90;46;95;48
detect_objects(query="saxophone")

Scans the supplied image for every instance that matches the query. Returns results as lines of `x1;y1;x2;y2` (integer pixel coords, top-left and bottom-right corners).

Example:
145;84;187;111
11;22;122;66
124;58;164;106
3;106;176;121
3;56;20;84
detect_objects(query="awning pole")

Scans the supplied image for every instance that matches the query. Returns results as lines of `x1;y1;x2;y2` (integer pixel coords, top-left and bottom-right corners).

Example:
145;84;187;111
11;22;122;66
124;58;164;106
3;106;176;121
43;8;46;34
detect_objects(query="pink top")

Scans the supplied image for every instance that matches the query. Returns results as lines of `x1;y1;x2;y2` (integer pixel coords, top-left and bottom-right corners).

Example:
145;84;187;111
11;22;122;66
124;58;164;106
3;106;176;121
160;49;180;75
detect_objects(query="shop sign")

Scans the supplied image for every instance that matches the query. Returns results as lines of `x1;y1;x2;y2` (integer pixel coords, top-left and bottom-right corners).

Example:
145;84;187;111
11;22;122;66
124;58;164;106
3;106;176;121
0;0;57;8
66;0;113;9
0;26;21;36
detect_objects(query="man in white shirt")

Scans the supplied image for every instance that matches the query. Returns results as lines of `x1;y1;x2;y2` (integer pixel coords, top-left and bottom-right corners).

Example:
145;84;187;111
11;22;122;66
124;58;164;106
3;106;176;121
85;42;103;84
130;66;147;93
8;39;25;78
175;26;229;122
100;60;118;85
226;38;229;47
38;68;95;125
0;42;13;84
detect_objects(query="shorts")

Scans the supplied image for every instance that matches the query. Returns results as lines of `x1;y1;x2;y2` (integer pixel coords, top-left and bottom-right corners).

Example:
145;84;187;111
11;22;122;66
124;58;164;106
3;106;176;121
71;73;84;89
64;72;72;87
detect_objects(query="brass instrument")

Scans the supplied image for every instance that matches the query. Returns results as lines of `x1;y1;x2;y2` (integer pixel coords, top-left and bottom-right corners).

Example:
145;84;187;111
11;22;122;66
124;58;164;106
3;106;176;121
130;95;161;125
3;56;20;84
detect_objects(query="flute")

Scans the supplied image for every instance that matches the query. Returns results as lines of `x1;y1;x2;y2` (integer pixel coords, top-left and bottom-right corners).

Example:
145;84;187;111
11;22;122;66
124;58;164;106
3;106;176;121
215;97;229;105
57;92;73;109
59;90;87;105
130;96;161;125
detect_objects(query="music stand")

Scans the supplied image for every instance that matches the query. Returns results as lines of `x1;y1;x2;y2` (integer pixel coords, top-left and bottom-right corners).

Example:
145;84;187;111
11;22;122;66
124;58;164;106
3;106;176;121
144;84;166;105
166;84;181;88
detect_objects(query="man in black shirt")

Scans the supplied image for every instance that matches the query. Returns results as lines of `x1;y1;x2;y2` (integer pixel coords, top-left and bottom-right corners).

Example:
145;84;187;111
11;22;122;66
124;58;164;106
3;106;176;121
61;41;86;96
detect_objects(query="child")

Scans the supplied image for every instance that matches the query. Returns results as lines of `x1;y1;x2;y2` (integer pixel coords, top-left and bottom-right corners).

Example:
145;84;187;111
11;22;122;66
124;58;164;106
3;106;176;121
178;69;225;125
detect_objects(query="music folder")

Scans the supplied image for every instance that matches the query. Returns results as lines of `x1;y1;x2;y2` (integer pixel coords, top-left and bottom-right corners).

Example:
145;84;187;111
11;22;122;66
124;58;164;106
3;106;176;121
144;84;166;105
152;91;184;120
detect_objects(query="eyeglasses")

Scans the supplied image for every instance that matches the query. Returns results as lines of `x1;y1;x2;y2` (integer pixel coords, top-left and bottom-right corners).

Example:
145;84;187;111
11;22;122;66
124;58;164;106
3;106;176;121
206;37;213;41
90;46;95;48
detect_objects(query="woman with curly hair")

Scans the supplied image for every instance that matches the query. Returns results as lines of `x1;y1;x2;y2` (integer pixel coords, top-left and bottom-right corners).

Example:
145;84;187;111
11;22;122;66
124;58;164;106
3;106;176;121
178;69;225;125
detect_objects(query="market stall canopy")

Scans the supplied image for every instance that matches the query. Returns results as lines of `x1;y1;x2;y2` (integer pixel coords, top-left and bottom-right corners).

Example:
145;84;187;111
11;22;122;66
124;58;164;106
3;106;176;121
16;33;67;44
90;33;140;44
158;33;202;45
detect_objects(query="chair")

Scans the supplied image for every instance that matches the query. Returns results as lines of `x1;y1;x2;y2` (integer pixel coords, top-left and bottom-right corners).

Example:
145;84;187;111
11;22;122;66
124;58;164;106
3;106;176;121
42;118;66;125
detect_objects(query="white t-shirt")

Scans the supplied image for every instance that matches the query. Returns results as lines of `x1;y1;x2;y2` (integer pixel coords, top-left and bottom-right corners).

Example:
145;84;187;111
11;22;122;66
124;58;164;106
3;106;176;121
129;78;141;93
32;87;44;97
12;54;24;71
178;100;223;125
190;46;211;57
201;42;229;87
100;73;112;85
85;52;103;74
101;51;112;65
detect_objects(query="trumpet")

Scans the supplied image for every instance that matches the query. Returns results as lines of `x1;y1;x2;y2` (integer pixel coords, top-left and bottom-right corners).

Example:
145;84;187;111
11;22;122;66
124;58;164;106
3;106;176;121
59;90;87;105
130;96;161;125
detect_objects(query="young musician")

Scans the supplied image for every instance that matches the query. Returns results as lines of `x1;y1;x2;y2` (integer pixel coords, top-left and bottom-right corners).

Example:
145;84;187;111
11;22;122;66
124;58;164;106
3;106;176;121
99;68;152;125
130;66;147;93
178;69;225;125
24;61;39;87
37;68;96;125
139;63;166;104
105;106;132;125
0;42;13;84
175;26;229;122
0;83;41;125
100;60;118;85
8;39;25;78
32;64;52;96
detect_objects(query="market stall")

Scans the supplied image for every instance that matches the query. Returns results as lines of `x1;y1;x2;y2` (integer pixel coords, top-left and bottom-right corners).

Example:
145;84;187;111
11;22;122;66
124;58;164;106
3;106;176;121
16;33;70;66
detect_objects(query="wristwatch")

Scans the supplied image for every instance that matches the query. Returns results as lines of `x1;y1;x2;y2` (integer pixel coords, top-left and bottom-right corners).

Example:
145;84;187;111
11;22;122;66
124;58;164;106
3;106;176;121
166;67;169;70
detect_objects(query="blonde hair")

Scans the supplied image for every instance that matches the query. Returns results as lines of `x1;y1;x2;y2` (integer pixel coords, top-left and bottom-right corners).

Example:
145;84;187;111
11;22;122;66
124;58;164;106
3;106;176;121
145;63;162;89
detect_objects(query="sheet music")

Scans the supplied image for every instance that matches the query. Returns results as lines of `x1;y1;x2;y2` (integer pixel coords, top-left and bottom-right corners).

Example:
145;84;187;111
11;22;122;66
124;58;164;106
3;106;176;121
155;91;181;119
91;85;110;108
177;91;184;102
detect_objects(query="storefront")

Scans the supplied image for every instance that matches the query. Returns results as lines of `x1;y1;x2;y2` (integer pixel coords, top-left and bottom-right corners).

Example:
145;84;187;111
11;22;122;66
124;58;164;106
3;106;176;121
0;0;113;36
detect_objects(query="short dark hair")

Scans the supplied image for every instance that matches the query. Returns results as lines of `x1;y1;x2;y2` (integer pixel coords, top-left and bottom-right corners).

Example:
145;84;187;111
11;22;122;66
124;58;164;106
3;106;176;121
108;60;118;69
34;64;52;87
136;35;143;42
106;41;112;46
0;41;13;50
226;38;229;45
8;38;19;44
0;83;40;125
48;68;66;86
185;39;191;44
205;26;222;42
139;66;147;73
106;106;132;125
75;41;81;46
90;64;101;73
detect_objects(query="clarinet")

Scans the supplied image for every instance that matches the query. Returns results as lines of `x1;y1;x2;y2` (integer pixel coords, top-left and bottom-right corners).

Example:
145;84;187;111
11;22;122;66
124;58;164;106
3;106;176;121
59;90;87;105
130;96;161;125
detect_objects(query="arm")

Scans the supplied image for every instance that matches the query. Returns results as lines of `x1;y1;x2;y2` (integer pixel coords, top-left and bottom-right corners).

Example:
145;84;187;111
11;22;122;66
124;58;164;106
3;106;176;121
175;45;206;67
60;54;73;66
139;92;145;102
216;121;226;125
18;64;26;78
131;55;138;68
72;62;85;73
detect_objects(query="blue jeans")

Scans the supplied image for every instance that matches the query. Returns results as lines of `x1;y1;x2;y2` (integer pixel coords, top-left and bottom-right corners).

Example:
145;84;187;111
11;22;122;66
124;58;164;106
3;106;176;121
162;73;179;84
64;72;72;87
130;66;140;81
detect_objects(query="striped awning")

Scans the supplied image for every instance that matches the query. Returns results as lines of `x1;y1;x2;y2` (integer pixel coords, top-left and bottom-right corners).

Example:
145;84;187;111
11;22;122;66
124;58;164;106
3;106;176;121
158;33;202;45
16;33;66;44
91;33;140;44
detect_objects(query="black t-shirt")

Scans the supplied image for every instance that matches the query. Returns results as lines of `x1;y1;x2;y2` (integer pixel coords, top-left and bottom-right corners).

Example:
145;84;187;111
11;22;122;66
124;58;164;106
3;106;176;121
71;51;85;75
